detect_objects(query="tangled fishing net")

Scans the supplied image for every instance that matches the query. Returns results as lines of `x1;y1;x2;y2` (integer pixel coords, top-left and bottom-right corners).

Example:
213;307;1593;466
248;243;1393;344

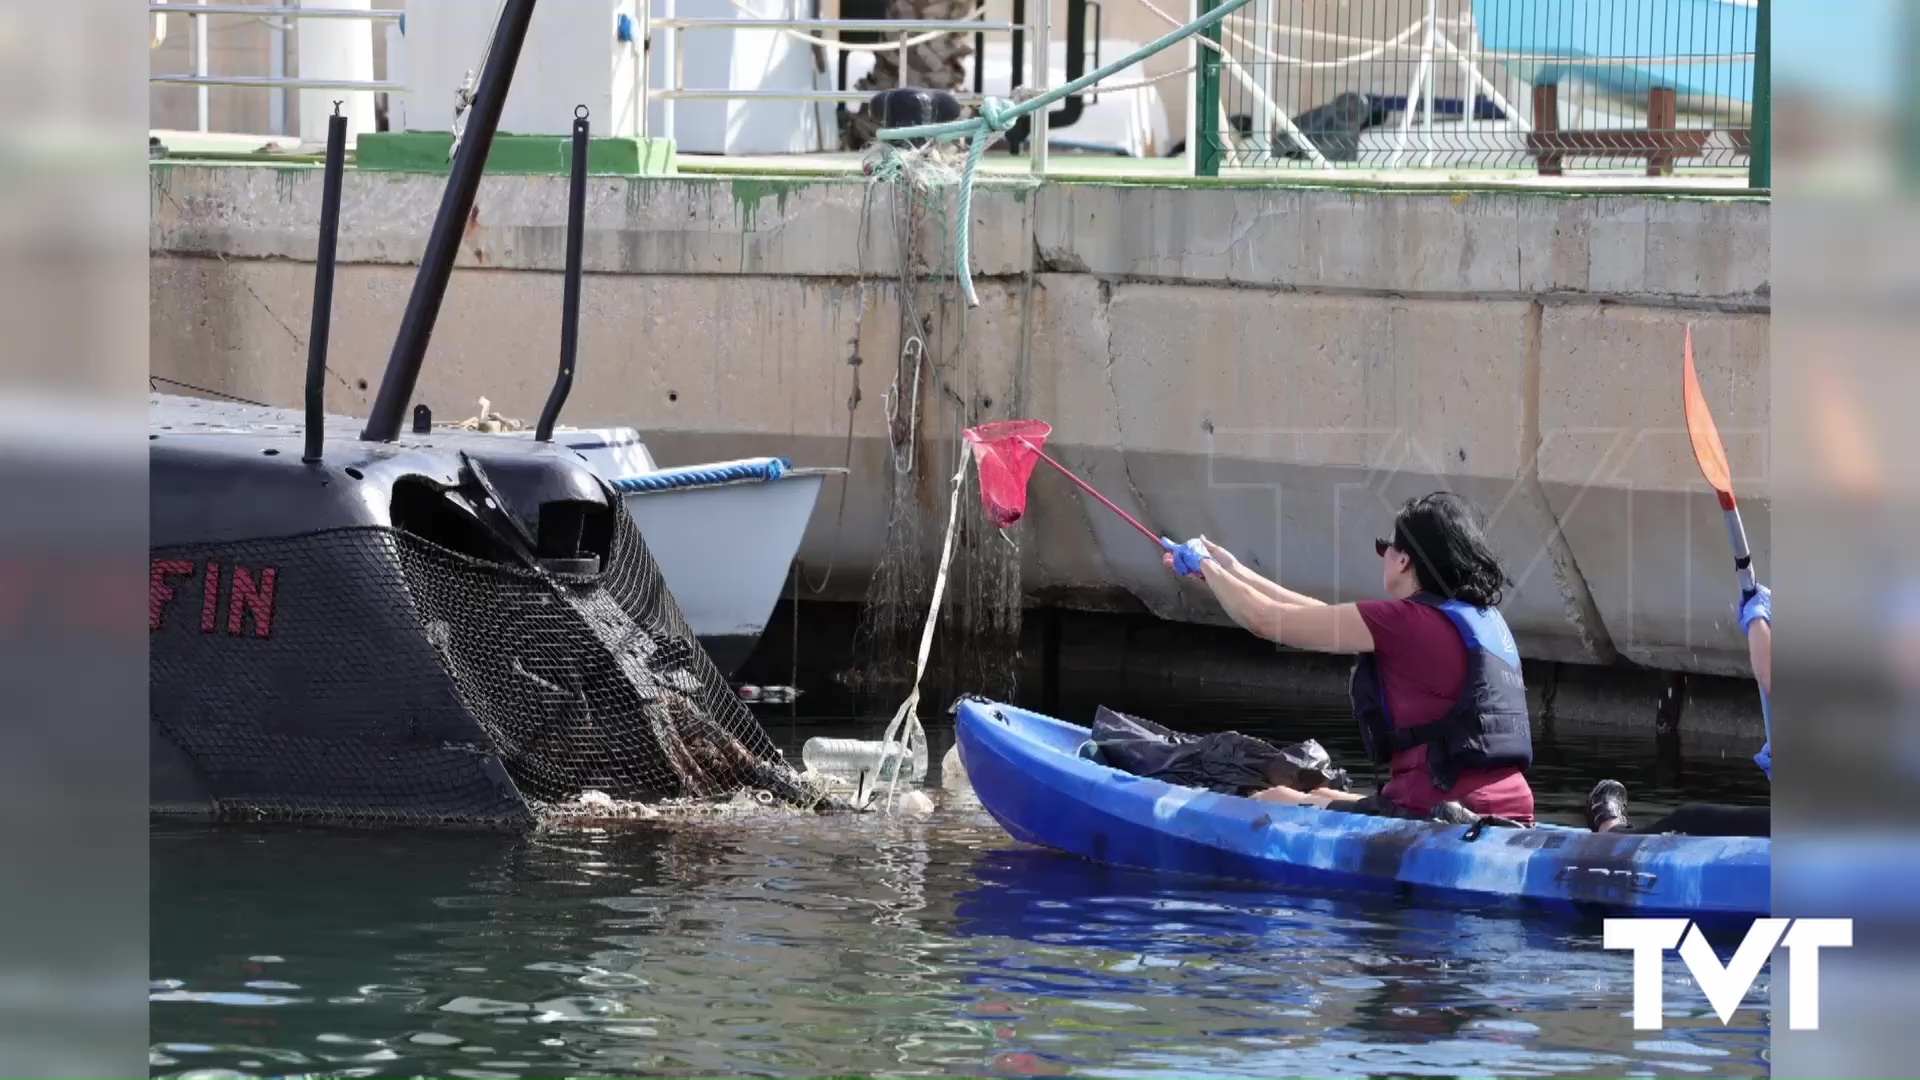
861;140;967;200
845;136;1025;787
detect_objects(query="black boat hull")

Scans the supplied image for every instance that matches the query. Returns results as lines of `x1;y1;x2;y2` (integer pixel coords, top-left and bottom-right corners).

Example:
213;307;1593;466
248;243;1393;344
150;395;808;825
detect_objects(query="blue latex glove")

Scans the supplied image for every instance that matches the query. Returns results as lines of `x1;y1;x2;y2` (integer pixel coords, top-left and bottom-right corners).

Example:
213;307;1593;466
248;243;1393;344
1754;736;1771;781
1738;583;1771;637
1161;536;1209;578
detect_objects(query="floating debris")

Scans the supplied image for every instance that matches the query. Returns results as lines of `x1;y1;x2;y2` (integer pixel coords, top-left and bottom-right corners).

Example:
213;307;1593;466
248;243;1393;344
533;773;851;828
734;684;802;705
801;736;926;783
537;790;660;824
940;744;969;792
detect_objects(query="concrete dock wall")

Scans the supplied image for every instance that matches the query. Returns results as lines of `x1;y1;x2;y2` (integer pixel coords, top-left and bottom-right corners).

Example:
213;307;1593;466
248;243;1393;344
149;165;1769;680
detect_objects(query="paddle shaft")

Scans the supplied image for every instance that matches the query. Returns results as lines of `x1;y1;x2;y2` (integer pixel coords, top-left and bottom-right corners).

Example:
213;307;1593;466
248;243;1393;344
1720;502;1758;602
1018;437;1165;548
1684;326;1758;603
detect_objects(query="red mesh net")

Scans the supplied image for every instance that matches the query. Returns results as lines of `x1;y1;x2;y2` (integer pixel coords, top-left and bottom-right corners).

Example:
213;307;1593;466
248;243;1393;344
963;420;1052;529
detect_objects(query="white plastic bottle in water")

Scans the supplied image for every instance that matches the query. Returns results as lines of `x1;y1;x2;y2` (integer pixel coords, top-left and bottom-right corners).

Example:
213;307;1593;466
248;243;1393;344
801;736;929;783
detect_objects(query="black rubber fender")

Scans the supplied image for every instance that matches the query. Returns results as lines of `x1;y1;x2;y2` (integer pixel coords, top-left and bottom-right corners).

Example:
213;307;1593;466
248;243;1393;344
866;88;963;145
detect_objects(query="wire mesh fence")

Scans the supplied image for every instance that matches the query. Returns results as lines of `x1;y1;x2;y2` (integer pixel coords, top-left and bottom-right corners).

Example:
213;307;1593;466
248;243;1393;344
1193;0;1761;175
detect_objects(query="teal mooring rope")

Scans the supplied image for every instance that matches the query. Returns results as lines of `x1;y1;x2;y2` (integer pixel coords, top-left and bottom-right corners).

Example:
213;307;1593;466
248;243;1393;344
873;0;1258;307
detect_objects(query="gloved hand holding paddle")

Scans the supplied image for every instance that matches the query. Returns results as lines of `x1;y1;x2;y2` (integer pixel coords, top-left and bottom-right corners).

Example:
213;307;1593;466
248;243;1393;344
1738;583;1770;637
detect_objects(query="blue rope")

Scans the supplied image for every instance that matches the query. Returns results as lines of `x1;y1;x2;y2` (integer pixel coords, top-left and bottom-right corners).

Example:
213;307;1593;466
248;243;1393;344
873;0;1257;306
610;457;792;493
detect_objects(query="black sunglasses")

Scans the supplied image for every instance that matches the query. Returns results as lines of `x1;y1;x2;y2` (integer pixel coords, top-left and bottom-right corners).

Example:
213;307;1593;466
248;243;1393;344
1374;537;1395;557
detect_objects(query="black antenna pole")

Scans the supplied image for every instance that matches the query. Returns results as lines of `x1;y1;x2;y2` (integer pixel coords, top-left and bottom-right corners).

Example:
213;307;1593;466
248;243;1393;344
535;105;590;443
361;0;541;442
304;101;348;464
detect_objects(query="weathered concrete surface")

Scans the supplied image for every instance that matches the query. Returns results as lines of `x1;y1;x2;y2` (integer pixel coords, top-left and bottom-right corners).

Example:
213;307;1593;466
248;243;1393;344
149;164;1770;681
150;166;1037;278
1037;186;1769;304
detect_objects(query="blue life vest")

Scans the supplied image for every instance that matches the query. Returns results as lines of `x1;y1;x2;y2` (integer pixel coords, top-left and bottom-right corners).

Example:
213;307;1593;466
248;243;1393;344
1350;593;1534;792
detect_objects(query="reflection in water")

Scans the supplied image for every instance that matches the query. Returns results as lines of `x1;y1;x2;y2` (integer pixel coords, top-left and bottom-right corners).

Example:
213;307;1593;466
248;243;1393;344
153;715;1769;1079
154;696;1769;1077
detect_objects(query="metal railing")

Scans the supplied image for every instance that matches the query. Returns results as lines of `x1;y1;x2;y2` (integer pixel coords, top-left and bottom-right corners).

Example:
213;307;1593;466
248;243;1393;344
149;1;401;135
155;3;400;18
641;8;1048;169
1191;0;1768;182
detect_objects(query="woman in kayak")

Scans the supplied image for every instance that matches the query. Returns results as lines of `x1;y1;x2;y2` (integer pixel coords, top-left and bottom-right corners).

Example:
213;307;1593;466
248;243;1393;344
1583;583;1771;836
1165;491;1536;824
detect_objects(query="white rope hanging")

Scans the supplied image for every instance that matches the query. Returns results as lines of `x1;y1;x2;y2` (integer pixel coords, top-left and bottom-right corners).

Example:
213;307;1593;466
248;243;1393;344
871;436;971;813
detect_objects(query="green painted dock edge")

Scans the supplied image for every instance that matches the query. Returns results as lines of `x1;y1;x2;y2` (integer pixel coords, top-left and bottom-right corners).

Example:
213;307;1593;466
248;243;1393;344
672;162;1770;201
141;155;1769;203
356;131;678;176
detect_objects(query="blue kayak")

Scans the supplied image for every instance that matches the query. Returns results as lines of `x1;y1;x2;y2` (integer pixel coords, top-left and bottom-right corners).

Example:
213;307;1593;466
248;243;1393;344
955;700;1770;922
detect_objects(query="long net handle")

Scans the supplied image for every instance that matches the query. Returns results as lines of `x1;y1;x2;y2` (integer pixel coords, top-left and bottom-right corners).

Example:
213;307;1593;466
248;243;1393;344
1019;437;1164;548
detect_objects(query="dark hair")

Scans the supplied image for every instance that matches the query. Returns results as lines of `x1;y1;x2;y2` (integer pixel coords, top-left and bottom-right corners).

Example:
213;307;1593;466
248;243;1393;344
1390;492;1513;608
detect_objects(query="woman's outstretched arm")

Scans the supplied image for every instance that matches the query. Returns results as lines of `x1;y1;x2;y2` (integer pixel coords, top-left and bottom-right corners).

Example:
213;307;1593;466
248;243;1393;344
1197;560;1375;654
1209;540;1330;608
1164;539;1329;607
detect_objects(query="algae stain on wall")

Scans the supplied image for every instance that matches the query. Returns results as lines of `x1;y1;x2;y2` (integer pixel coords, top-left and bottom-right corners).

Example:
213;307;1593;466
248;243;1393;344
727;177;810;232
272;167;308;205
726;178;811;269
623;176;653;220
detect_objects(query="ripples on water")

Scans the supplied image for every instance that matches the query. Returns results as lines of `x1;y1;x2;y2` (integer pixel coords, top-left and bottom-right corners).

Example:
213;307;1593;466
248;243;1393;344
152;699;1771;1079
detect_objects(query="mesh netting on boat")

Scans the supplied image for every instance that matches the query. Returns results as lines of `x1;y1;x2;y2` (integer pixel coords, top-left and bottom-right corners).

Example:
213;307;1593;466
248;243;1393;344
150;505;826;825
395;510;823;810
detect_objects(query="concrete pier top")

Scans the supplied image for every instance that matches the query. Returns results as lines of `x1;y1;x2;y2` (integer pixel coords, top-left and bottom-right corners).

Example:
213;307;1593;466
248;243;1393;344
150;164;1769;678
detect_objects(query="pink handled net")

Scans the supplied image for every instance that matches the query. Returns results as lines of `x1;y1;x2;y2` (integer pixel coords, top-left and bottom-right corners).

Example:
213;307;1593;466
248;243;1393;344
962;420;1053;529
963;419;1165;546
865;418;1171;815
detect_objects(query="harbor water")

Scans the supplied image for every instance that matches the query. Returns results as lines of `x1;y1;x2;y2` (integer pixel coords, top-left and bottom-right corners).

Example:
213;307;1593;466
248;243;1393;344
151;690;1771;1079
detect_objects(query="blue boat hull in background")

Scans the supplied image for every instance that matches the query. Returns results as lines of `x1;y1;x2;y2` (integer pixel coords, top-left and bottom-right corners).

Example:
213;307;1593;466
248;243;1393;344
955;700;1770;921
1470;0;1755;106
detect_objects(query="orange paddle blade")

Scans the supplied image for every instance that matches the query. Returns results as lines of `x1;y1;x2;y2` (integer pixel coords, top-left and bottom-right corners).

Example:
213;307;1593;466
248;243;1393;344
1681;325;1737;511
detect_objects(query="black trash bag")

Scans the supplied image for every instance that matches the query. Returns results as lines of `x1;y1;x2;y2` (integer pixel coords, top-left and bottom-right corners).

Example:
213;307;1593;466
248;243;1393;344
1088;706;1348;798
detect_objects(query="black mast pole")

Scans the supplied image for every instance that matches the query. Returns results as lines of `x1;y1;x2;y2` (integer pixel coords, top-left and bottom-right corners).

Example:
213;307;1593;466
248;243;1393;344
535;105;590;443
303;102;348;464
361;0;541;442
